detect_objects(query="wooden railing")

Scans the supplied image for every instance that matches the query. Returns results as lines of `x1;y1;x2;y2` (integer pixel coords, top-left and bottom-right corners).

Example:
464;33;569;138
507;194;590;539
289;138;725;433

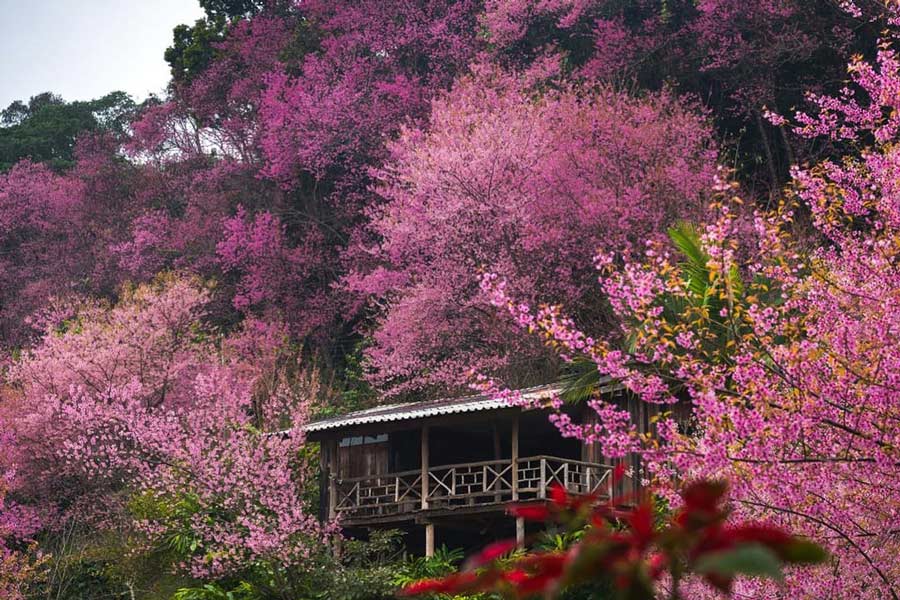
332;455;627;522
517;455;618;499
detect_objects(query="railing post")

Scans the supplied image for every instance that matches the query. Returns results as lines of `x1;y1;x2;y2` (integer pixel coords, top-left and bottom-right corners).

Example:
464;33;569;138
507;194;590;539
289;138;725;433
563;461;569;491
421;426;430;509
539;458;547;499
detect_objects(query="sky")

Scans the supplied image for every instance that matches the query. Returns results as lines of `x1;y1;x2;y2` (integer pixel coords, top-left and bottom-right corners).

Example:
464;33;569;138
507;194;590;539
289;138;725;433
0;0;206;110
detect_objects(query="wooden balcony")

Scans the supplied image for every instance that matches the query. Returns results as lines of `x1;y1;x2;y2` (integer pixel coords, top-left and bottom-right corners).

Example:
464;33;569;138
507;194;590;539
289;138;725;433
330;455;626;525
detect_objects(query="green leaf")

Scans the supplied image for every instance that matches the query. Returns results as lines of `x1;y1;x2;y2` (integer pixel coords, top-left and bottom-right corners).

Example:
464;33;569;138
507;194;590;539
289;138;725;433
558;356;604;404
695;543;784;582
781;539;828;564
668;222;708;272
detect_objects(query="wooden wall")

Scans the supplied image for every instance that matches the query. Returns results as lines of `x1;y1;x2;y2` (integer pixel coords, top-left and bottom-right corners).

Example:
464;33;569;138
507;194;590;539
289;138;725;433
581;391;692;496
337;434;390;478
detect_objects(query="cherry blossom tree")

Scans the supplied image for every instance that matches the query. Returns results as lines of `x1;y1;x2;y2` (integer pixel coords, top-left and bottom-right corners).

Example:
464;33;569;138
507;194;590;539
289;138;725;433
482;0;896;193
4;276;328;582
481;45;900;599
0;428;45;600
117;1;485;350
0;135;142;347
352;65;718;397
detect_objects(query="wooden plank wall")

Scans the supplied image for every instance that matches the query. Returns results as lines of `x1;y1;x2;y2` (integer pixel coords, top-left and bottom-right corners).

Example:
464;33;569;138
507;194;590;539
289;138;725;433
581;392;692;497
338;436;390;478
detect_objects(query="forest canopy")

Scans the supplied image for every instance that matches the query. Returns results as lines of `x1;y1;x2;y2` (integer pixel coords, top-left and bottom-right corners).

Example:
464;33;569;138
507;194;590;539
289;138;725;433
2;1;900;599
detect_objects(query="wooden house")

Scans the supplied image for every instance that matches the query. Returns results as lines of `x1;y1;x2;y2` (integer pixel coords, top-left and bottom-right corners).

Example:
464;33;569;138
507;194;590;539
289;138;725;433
305;381;669;556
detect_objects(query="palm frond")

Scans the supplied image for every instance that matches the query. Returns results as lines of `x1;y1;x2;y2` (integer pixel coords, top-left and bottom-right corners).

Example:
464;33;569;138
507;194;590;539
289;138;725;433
558;356;604;404
668;222;712;301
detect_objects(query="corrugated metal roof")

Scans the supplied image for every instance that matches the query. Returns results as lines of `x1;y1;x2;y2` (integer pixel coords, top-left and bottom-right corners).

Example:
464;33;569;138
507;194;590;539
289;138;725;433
304;384;562;433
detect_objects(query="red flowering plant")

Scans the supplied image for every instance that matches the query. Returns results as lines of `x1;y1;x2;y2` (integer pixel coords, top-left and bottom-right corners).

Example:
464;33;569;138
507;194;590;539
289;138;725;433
400;473;826;599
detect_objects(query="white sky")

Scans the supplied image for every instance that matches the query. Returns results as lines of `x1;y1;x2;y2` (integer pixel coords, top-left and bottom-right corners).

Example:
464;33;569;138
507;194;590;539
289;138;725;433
0;0;206;109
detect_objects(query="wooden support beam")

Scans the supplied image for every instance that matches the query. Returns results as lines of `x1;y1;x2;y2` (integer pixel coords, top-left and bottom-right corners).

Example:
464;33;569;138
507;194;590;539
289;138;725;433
492;422;502;460
516;517;525;549
512;414;523;548
492;421;502;501
511;414;519;502
326;439;342;558
425;523;435;557
327;440;337;520
421;426;430;510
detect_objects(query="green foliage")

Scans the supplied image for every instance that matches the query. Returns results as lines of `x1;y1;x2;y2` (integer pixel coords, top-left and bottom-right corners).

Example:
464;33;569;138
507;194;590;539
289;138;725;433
557;355;611;405
392;546;508;600
558;220;777;404
661;221;744;346
533;525;615;599
333;338;379;415
341;529;406;569
128;490;205;561
166;18;228;84
199;0;265;20
47;556;127;600
165;0;288;84
536;529;584;552
37;520;195;600
170;530;407;600
392;545;465;586
0;91;137;171
173;582;258;600
312;530;405;600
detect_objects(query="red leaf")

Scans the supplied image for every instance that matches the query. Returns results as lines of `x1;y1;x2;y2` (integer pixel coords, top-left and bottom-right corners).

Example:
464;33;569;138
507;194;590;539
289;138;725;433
517;551;569;574
398;578;451;596
503;568;530;585
570;491;600;513
512;572;559;595
716;523;799;559
469;539;518;567
681;480;728;513
507;553;569;595
613;463;626;484
614;573;632;590
648;552;668;579
626;503;655;548
399;572;480;596
550;483;569;508
509;504;551;521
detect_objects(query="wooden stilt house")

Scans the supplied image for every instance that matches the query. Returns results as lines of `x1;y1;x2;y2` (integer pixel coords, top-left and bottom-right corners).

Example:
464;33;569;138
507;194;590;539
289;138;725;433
305;381;672;556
